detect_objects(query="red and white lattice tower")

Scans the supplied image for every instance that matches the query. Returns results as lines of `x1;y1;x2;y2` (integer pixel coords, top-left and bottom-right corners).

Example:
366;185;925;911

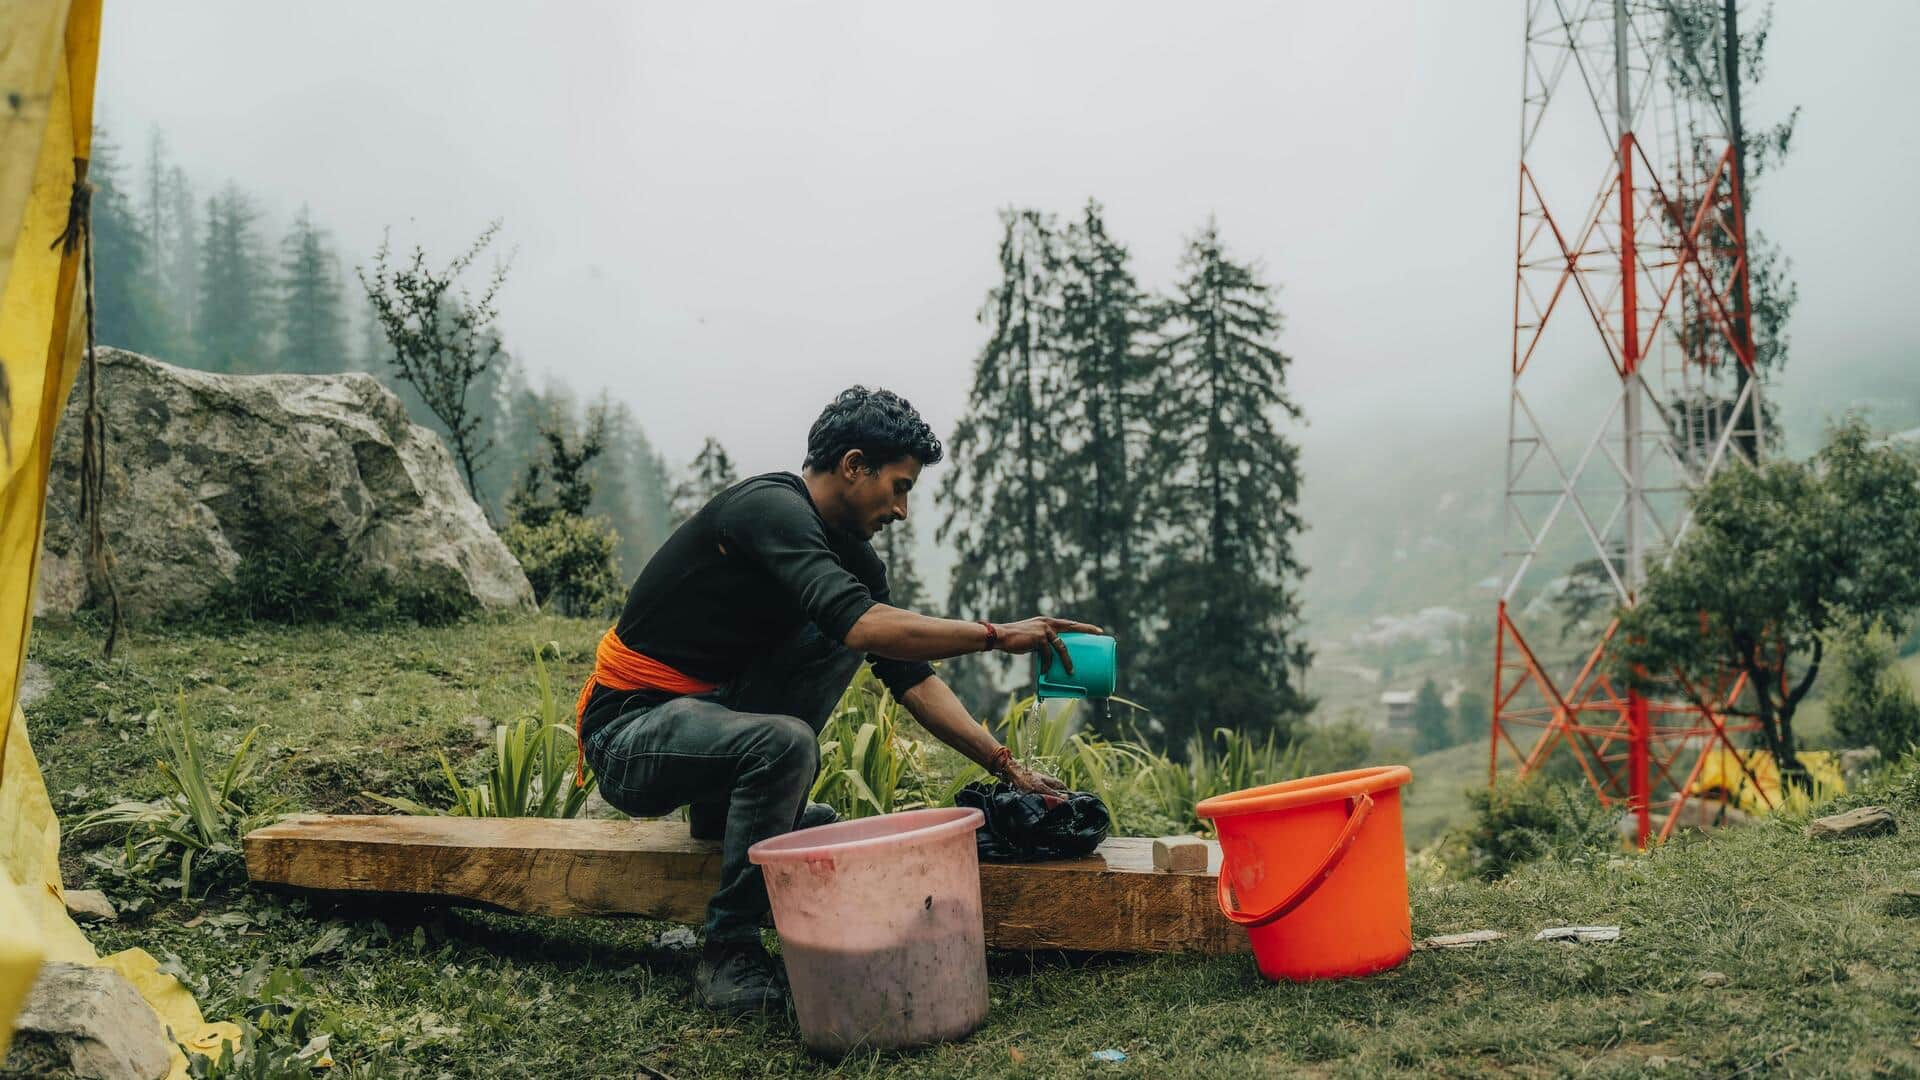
1492;0;1773;846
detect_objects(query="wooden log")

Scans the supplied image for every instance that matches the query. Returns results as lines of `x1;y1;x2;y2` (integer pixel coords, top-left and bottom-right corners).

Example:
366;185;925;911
243;815;1247;955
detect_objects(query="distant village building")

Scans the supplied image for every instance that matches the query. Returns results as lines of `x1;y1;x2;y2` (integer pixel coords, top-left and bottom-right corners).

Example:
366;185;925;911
1380;690;1416;731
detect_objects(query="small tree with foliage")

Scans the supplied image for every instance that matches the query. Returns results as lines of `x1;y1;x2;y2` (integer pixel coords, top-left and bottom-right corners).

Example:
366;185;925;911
357;222;512;499
1611;420;1920;782
1453;688;1490;747
670;437;739;527
1411;678;1451;754
1826;616;1920;761
503;408;622;616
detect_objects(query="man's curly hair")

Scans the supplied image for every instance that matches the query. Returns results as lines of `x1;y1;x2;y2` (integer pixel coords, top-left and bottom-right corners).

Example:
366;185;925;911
804;386;944;473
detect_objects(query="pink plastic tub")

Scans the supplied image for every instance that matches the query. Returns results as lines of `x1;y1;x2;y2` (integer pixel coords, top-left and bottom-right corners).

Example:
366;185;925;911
749;807;989;1056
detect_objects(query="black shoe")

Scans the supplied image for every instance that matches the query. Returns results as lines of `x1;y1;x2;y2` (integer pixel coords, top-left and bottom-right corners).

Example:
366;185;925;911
795;801;839;831
694;939;786;1014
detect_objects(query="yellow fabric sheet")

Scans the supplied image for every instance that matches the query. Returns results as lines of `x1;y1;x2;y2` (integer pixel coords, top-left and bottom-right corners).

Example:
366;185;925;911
0;3;219;1073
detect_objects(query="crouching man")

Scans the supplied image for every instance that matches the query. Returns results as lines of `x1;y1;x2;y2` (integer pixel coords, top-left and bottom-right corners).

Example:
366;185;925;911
576;386;1100;1013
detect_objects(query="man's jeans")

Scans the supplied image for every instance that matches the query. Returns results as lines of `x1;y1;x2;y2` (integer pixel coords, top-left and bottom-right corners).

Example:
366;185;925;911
582;625;863;945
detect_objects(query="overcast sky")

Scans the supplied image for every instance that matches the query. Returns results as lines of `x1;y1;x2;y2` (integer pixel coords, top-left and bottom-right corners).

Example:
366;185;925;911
95;1;1919;483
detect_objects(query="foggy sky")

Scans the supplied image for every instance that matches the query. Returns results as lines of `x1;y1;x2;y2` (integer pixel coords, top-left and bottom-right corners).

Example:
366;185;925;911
95;1;1920;556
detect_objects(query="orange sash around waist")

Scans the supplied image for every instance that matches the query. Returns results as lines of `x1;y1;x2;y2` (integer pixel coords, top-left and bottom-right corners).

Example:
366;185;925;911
574;626;718;721
573;626;719;786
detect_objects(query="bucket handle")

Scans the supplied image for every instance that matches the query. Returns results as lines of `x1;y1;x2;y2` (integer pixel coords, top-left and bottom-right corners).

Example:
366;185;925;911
1215;793;1374;929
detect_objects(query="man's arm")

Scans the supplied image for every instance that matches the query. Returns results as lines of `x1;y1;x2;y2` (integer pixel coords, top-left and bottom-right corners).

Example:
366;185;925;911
897;674;1066;797
844;605;1104;671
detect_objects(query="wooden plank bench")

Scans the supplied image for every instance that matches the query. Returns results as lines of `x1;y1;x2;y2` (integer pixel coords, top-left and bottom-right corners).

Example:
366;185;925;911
243;815;1246;955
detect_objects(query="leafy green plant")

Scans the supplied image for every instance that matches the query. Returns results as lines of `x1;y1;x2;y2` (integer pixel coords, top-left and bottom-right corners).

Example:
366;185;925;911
1827;615;1920;761
1137;727;1310;835
1460;776;1619;880
811;667;938;818
204;523;471;628
74;693;281;898
366;650;594;817
942;694;1172;834
501;513;623;618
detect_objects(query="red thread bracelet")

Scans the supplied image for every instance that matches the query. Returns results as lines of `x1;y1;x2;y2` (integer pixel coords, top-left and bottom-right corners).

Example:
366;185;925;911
979;620;998;653
989;745;1012;777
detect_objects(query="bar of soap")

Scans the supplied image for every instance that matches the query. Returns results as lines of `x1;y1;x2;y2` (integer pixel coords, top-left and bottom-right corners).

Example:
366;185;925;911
1151;836;1208;873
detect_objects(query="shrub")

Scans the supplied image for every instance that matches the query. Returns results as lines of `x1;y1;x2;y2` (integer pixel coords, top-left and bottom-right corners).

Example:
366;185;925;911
1296;719;1374;775
1460;776;1618;880
1827;616;1920;761
205;528;471;627
1138;727;1313;835
810;667;941;818
501;514;622;618
366;650;595;817
74;694;285;898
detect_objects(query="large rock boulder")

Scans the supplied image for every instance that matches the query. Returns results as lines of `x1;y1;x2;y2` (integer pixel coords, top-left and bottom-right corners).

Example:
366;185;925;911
36;349;534;620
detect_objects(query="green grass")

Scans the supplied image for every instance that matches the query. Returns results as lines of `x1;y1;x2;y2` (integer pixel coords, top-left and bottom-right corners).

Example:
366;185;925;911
1401;737;1497;850
28;616;1920;1078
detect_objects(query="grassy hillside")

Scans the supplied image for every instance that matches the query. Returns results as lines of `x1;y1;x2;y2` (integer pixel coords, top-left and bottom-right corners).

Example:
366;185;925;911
24;615;1920;1077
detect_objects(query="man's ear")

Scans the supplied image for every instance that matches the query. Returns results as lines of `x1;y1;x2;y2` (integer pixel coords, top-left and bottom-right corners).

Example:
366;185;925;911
840;449;869;479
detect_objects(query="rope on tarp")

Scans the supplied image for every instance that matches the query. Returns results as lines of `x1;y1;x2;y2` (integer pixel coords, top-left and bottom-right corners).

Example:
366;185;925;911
51;156;121;659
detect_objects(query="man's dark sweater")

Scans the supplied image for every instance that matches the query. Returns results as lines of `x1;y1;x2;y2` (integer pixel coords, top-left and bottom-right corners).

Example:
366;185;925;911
580;471;935;742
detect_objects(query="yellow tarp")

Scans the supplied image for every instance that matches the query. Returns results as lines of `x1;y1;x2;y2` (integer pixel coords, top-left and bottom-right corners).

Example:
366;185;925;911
1;3;216;1073
1689;747;1846;815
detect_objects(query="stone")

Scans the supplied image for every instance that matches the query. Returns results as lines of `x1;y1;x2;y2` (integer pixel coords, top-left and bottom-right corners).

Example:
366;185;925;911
1696;971;1731;988
36;349;533;622
1840;747;1882;780
1416;929;1506;950
1150;836;1208;873
17;660;52;709
5;961;171;1080
1806;805;1897;840
61;888;117;923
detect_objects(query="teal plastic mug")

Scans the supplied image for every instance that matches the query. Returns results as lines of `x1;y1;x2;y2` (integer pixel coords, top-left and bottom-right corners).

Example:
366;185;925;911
1035;632;1117;700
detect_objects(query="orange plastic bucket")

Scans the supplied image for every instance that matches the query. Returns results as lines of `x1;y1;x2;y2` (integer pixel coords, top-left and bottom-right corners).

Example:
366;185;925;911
1196;765;1414;982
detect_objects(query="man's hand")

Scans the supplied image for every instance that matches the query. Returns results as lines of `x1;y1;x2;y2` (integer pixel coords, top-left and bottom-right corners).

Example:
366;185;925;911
991;616;1106;674
1000;757;1070;800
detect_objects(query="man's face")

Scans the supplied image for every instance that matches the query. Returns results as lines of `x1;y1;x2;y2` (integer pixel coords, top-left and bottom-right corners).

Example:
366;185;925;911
843;453;922;540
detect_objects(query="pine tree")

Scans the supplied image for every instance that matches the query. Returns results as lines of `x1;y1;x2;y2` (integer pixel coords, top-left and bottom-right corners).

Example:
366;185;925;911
1411;678;1451;754
873;514;928;612
590;398;676;579
194;184;269;372
276;206;347;374
352;294;392;373
938;209;1066;623
160;164;200;345
1140;220;1312;745
670;437;739;526
88;124;171;355
1056;199;1153;642
1453;689;1490;747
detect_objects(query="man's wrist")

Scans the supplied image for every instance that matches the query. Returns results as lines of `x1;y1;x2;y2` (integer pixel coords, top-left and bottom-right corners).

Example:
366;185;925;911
978;620;998;654
987;744;1013;779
